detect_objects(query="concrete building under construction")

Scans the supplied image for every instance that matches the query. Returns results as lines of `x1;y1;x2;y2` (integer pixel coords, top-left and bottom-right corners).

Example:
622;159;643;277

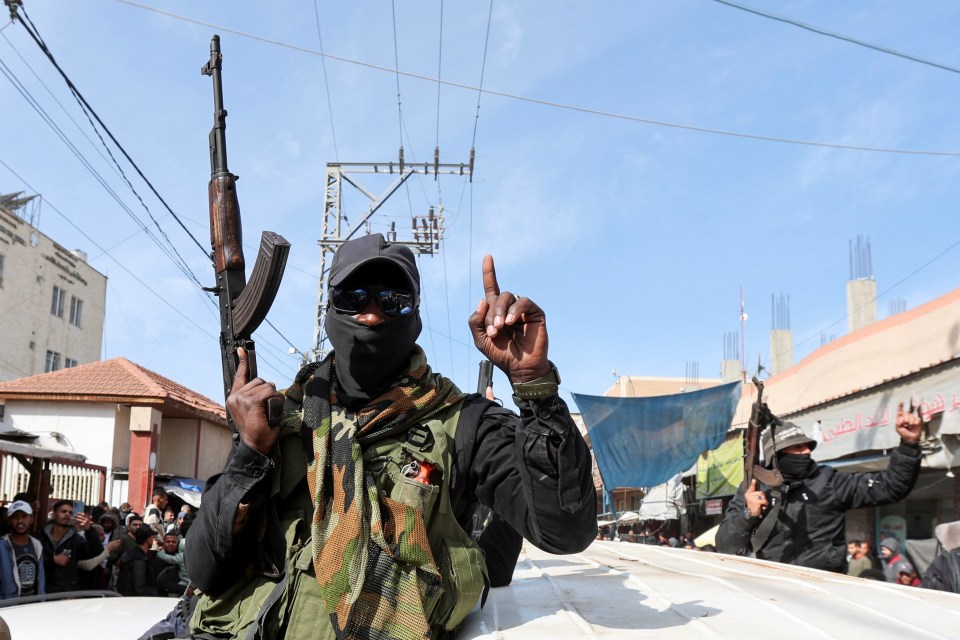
0;192;106;381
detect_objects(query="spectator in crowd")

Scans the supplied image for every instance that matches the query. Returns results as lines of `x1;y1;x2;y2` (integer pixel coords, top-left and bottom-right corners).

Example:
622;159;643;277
717;406;922;573
0;500;44;598
11;493;39;523
880;537;907;582
156;532;188;596
118;502;133;524
111;514;143;568
920;521;960;593
143;489;168;536
846;540;872;577
162;508;178;535
40;499;104;593
860;540;882;571
99;512;122;546
117;526;159;597
894;560;920;586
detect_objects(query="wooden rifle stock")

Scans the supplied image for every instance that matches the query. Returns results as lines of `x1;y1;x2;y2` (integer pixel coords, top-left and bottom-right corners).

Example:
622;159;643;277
203;35;289;430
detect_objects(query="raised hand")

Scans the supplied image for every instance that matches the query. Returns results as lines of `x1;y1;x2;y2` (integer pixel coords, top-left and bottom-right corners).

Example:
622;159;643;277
467;255;550;383
895;401;923;444
227;347;284;454
73;512;91;531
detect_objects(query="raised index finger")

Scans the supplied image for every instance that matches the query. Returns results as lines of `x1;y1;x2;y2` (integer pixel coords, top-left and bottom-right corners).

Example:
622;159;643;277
482;255;500;299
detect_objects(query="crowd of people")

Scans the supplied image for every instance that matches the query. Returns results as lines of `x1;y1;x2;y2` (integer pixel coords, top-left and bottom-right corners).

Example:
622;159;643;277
0;487;194;600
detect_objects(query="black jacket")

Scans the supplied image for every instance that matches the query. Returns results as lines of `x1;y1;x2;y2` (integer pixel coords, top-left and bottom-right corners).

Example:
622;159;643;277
920;549;960;593
186;392;597;596
40;524;104;593
117;546;160;597
716;442;921;572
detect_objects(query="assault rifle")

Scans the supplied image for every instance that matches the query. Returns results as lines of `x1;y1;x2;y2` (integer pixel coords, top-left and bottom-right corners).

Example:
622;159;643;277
202;35;289;430
743;377;784;490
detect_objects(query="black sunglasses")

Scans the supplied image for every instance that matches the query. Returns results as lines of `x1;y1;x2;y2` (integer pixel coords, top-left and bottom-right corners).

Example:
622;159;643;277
330;287;416;317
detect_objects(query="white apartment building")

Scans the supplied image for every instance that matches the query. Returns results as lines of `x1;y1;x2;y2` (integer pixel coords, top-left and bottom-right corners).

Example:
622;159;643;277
0;192;106;381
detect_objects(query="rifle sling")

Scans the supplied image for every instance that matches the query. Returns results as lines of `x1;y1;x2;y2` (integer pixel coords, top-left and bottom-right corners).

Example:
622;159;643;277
750;488;782;554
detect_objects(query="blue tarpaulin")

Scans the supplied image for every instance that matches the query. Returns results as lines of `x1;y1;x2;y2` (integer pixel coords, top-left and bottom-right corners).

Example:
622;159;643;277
573;381;741;490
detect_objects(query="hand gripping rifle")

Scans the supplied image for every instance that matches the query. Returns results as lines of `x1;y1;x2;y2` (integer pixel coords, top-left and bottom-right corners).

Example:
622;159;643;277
202;35;290;430
743;377;784;490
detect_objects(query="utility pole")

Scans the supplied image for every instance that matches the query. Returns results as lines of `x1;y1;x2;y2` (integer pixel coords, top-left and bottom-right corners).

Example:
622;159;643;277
311;150;472;361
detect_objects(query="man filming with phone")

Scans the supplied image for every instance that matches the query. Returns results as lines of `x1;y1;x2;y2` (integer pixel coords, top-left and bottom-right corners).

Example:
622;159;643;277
40;499;103;593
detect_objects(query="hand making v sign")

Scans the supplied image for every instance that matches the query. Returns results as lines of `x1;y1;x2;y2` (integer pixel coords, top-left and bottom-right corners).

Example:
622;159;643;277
468;255;551;384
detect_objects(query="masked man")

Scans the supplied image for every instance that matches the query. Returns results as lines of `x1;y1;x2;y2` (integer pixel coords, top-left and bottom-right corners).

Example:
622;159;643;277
186;234;597;639
716;403;922;572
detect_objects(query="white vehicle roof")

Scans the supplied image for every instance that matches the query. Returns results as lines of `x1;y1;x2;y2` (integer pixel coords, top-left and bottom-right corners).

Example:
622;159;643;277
4;543;957;639
460;541;960;639
0;593;172;639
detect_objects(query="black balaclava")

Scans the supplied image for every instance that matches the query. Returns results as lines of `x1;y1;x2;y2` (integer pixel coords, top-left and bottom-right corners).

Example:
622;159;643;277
776;452;817;483
324;235;422;408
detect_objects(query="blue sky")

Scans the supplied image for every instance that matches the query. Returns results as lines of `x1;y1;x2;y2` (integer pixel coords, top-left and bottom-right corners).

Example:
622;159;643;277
2;1;959;411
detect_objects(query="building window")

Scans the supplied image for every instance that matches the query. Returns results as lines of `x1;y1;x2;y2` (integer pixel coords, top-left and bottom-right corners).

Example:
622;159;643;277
51;286;65;317
69;296;83;327
0;253;4;287
44;350;61;372
64;357;79;368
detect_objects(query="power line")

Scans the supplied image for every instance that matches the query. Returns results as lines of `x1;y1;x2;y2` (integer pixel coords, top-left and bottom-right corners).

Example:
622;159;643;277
471;0;494;150
390;0;404;150
435;0;444;151
0;55;206;294
0;158;213;338
710;0;960;76
15;4;211;259
0;158;296;381
111;0;960;159
1;32;130;189
311;0;339;162
467;0;493;381
264;318;303;357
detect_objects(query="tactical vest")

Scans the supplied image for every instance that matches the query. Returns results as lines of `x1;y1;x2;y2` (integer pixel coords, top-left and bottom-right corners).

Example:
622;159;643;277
191;398;489;640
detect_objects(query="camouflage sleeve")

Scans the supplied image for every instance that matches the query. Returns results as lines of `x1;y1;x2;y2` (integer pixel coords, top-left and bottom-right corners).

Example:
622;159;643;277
184;438;277;595
456;393;597;555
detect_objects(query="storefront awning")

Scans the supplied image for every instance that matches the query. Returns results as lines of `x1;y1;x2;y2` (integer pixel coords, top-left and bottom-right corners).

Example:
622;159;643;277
638;475;685;521
790;364;960;464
